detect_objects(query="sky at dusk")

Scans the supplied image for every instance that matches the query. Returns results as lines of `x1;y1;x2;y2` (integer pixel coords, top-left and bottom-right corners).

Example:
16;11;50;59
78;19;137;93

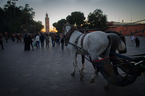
0;0;145;31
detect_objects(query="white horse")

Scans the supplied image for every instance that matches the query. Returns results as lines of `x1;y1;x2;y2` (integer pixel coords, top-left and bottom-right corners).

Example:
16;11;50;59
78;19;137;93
63;24;126;86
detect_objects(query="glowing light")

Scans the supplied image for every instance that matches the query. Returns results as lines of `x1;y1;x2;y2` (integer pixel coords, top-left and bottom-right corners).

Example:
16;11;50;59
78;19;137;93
41;28;46;32
41;26;58;33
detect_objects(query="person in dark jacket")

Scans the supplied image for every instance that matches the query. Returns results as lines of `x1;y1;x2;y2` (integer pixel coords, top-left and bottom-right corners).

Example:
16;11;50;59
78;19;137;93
40;33;44;48
135;37;140;47
55;34;60;45
61;35;64;50
4;32;8;43
0;33;4;50
44;34;50;48
24;34;32;51
51;34;55;47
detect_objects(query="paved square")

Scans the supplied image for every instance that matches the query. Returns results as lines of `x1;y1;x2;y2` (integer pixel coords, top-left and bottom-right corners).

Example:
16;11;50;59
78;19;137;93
0;36;145;96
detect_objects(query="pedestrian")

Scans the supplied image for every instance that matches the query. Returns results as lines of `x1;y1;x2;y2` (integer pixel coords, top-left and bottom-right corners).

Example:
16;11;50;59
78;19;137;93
29;34;34;51
16;33;22;43
23;34;32;51
44;34;50;48
4;32;8;43
18;33;22;43
16;33;19;42
51;34;55;47
11;34;15;42
40;33;45;48
23;34;28;51
0;33;4;50
135;37;140;47
131;34;134;42
35;34;40;48
55;34;60;45
60;35;64;50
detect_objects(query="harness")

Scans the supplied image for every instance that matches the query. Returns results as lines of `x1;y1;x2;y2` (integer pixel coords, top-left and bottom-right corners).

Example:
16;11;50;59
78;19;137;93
65;27;77;46
64;26;91;61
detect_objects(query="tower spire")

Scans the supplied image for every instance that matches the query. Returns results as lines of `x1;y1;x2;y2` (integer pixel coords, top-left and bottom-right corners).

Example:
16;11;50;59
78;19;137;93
45;13;49;34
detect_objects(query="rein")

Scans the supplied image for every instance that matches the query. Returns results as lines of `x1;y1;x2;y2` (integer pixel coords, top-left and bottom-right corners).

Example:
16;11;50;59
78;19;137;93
64;27;77;46
64;25;92;62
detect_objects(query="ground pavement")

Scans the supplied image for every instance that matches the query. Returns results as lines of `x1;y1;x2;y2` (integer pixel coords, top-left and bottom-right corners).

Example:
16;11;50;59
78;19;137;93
0;36;145;96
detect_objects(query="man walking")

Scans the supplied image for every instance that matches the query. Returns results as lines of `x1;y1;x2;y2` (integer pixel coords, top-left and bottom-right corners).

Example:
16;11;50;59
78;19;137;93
0;33;4;50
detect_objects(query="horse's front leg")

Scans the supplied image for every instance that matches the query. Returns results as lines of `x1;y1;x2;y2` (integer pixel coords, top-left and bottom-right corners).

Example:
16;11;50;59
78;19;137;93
71;53;77;76
71;53;84;80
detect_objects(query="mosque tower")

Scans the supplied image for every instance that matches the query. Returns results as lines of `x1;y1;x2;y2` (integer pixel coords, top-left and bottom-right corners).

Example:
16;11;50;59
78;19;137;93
45;13;49;34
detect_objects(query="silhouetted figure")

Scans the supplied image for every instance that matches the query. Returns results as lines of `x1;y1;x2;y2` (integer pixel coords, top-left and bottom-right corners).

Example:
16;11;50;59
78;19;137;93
51;34;55;47
11;34;15;42
16;33;22;43
61;35;64;50
0;33;4;50
135;37;140;47
44;34;50;48
4;32;8;43
24;34;32;51
40;33;45;48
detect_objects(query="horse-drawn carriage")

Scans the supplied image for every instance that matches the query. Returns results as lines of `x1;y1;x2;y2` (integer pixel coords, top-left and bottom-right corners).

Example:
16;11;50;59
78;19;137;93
63;23;145;88
93;52;145;87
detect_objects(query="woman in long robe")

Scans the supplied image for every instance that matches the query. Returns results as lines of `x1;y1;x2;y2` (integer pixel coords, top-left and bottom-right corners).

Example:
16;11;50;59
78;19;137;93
24;34;32;51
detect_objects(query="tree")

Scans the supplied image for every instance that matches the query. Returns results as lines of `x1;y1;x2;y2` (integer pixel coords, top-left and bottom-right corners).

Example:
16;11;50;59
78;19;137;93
21;4;35;33
66;11;85;26
36;21;44;33
28;20;43;34
66;15;73;25
87;9;107;29
0;1;43;34
0;7;5;32
53;19;66;33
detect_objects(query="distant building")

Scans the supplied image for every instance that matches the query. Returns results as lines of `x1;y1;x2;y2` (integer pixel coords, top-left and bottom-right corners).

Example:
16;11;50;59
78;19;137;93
45;13;50;34
106;22;145;36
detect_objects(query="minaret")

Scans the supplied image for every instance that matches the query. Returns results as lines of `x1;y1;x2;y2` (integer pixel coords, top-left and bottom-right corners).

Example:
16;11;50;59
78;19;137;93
45;13;49;34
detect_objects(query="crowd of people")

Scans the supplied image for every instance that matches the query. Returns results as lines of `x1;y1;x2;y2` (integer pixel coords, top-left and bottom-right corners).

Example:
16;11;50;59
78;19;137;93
0;32;65;51
0;32;142;51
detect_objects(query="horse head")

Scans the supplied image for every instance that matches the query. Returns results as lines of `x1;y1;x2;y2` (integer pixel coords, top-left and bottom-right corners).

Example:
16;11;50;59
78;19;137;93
63;23;72;35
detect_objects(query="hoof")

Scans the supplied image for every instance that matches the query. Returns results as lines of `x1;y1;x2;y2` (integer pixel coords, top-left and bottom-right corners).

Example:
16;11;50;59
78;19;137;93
104;85;109;89
80;68;84;72
80;75;84;81
80;78;83;81
71;72;75;76
90;79;95;84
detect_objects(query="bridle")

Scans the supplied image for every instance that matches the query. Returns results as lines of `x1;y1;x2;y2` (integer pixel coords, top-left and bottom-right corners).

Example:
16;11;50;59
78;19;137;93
63;24;77;45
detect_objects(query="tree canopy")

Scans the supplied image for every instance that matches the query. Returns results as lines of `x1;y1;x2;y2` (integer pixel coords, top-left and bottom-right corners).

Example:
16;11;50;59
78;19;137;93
53;19;66;33
66;11;85;26
53;9;107;33
87;9;107;29
0;0;44;34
